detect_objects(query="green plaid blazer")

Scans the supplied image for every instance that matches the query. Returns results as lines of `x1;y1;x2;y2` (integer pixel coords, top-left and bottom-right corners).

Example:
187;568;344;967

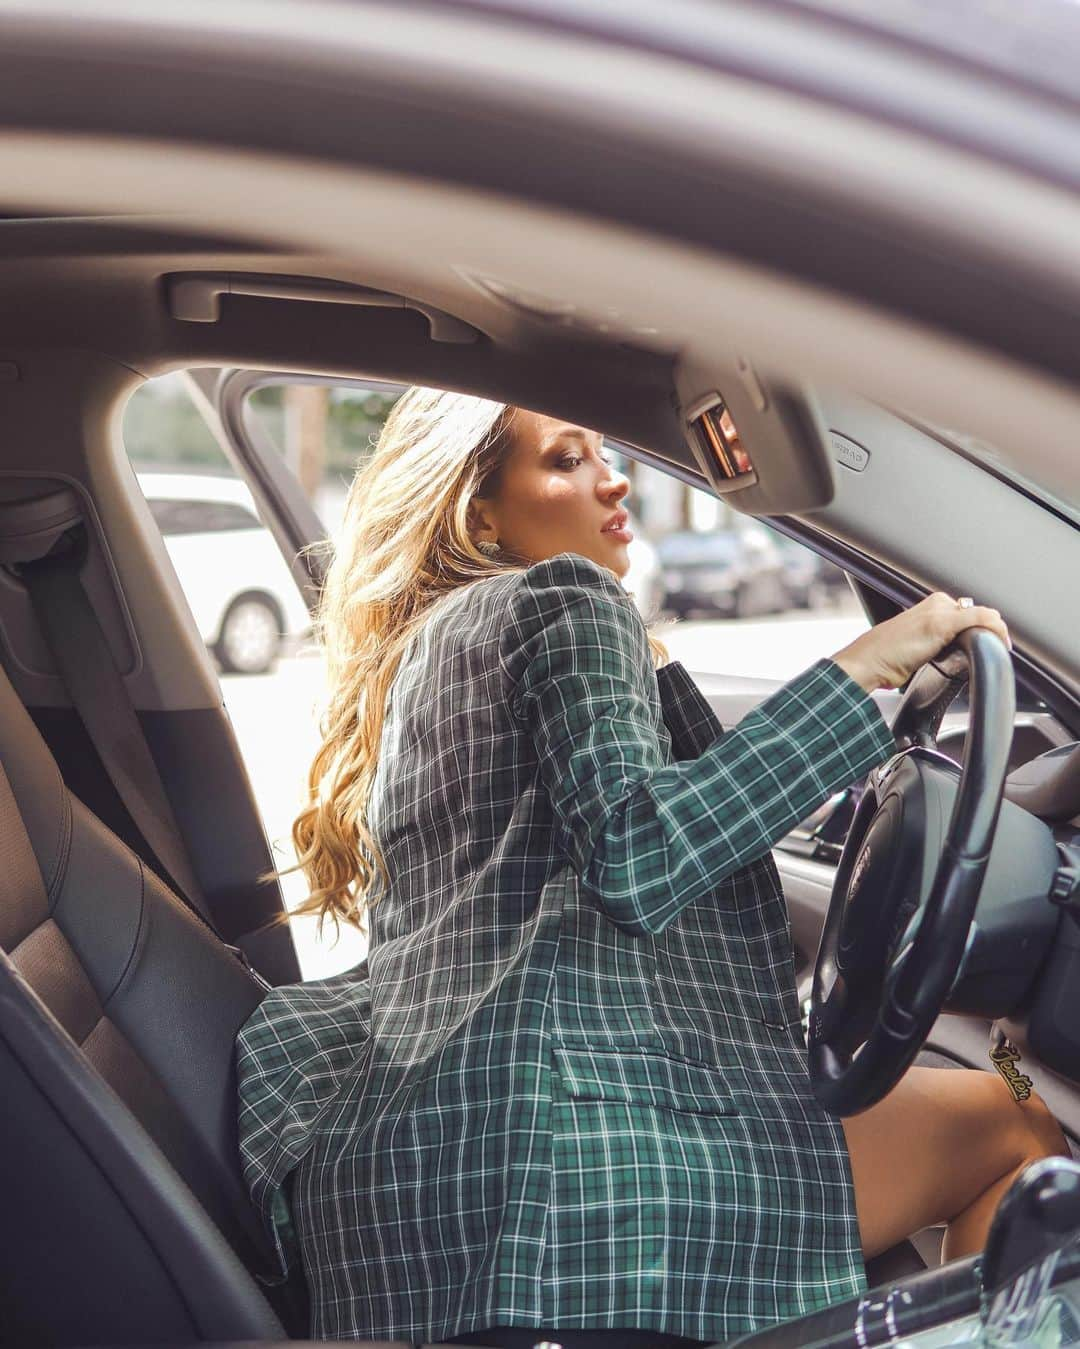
236;553;895;1344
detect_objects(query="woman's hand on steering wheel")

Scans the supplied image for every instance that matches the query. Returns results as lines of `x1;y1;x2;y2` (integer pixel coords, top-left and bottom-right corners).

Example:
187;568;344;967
831;592;1012;694
809;621;1018;1117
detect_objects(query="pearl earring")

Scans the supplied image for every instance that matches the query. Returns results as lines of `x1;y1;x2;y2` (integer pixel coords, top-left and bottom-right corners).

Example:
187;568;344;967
477;539;501;558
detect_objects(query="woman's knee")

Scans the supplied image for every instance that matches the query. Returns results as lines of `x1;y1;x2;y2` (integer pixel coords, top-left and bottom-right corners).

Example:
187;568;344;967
841;1067;1068;1255
981;1080;1068;1182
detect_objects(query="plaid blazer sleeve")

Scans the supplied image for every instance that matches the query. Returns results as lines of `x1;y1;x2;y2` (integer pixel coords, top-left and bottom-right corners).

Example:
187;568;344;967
500;553;895;936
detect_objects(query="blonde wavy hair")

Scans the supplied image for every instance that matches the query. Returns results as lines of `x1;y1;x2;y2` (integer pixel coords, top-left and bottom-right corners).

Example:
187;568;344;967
270;386;664;936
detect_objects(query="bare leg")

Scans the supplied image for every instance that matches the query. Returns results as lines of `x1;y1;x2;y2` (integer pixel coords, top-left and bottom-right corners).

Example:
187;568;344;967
941;1081;1071;1263
941;1159;1034;1263
840;1065;1069;1262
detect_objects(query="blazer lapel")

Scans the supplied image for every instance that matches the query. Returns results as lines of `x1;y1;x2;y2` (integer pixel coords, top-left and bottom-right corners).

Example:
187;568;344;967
656;660;725;761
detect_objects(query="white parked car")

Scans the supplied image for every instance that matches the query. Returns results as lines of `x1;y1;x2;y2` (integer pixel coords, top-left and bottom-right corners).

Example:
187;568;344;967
137;472;312;675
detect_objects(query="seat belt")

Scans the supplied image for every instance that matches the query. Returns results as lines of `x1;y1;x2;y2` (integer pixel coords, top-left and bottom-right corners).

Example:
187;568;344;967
15;525;216;928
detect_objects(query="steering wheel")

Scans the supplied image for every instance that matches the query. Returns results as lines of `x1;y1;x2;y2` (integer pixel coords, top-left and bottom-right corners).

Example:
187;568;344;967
807;626;1015;1116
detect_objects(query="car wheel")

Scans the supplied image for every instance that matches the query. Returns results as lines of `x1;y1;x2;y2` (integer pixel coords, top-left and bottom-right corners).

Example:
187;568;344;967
215;594;283;675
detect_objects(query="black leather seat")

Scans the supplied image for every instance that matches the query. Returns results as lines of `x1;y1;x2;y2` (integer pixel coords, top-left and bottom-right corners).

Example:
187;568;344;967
0;660;293;1344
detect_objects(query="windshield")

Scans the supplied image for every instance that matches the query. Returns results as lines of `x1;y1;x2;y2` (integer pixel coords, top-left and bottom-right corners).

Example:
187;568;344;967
914;418;1079;527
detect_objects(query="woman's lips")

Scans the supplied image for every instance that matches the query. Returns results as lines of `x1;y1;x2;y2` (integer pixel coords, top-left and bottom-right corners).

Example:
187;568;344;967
602;513;633;544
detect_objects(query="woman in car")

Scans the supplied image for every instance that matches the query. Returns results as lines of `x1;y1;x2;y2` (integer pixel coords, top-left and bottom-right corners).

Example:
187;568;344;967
236;388;1067;1348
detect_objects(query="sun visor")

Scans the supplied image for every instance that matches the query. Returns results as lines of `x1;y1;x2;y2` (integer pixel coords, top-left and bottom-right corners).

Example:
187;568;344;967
677;361;835;515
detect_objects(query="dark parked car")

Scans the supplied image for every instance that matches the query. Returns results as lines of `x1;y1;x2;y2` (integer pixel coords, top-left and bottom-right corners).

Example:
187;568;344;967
658;526;788;618
773;533;851;609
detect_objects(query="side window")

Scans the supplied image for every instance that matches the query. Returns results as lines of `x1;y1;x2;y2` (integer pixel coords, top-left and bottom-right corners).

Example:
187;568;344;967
126;375;871;981
620;458;869;680
204;501;261;532
243;382;875;976
246;382;398;540
244;381;872;681
146;499;185;534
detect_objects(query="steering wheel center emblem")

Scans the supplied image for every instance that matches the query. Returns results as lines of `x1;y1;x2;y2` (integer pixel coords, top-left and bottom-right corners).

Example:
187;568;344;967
850;844;872;897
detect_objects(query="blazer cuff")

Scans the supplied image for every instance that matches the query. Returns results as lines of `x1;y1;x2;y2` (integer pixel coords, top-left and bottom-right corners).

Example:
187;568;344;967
757;656;896;794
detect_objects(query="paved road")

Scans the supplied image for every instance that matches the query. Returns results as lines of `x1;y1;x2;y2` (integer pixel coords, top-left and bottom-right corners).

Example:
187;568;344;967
222;600;867;979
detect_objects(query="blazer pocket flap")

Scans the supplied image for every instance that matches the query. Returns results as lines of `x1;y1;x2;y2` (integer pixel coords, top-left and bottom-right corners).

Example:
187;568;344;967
552;1045;739;1117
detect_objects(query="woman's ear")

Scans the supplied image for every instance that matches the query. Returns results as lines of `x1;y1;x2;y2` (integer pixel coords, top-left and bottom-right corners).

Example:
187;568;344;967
467;496;500;547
